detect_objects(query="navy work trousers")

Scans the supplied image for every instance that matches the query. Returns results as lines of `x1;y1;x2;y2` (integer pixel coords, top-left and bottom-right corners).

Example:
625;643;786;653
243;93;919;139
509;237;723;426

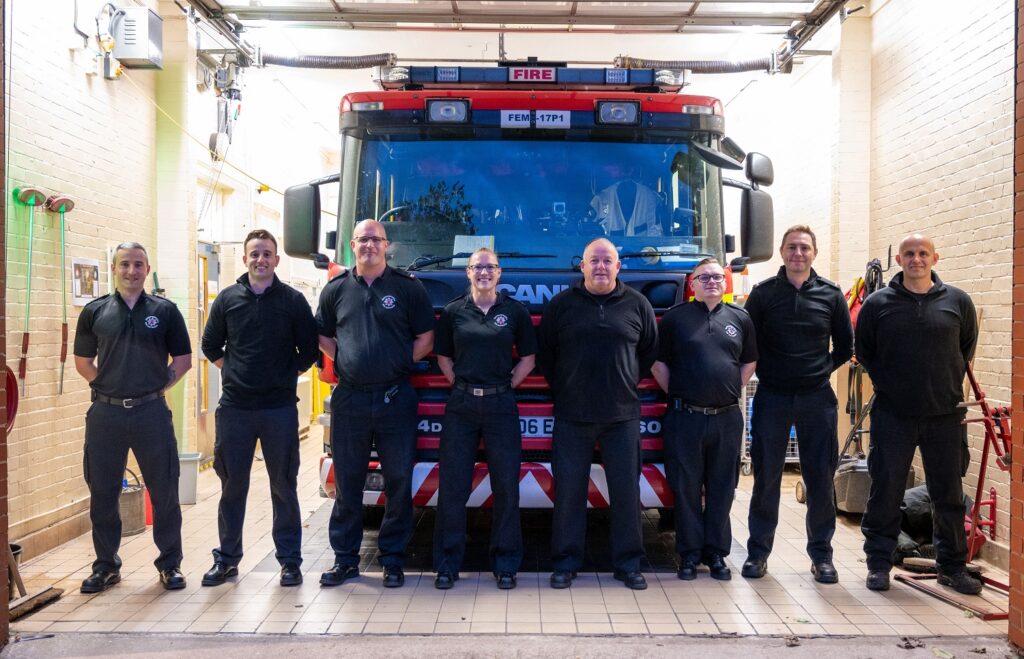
433;389;523;575
551;418;645;573
212;405;302;568
746;385;839;562
664;406;744;562
84;398;182;573
862;406;968;573
328;381;417;568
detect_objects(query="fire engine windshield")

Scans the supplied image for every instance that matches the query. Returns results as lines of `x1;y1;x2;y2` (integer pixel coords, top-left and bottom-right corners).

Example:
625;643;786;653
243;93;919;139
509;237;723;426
340;135;724;270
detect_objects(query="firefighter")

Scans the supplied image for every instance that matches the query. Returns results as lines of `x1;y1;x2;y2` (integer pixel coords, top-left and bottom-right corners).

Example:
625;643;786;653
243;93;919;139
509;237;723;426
199;229;320;588
856;233;981;594
652;258;757;580
73;242;192;593
742;225;853;584
538;238;658;590
316;219;435;588
432;248;537;590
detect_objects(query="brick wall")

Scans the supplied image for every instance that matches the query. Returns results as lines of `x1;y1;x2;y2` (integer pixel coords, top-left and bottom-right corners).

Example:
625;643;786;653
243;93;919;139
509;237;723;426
1009;0;1024;647
1;0;9;644
871;0;1015;562
3;0;166;554
724;42;835;285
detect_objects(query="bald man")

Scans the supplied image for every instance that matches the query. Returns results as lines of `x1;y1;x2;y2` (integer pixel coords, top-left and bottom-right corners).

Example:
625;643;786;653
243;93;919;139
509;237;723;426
538;238;658;590
315;219;435;588
856;234;980;595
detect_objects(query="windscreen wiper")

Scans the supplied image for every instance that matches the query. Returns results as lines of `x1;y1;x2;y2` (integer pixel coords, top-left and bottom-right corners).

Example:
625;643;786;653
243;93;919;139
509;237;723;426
406;251;557;272
618;250;712;260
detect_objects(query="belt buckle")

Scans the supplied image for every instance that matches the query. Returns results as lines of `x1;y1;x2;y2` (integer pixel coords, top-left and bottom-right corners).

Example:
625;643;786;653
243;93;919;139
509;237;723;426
472;388;484;397
122;398;135;409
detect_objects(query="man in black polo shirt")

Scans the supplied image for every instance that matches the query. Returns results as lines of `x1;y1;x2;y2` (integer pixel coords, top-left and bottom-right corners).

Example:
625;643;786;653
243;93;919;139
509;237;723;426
652;258;757;581
857;233;981;595
73;242;192;593
538;238;658;591
316;219;435;588
432;247;537;590
742;225;853;584
200;229;319;588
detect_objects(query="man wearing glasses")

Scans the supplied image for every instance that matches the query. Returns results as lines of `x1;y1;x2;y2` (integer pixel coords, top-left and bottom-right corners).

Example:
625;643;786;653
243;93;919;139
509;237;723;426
315;219;435;588
652;258;757;580
538;238;658;590
742;225;853;584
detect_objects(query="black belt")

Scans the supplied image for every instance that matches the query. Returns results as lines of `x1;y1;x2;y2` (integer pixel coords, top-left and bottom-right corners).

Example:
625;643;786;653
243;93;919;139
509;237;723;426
454;382;511;397
671;399;738;415
92;391;164;409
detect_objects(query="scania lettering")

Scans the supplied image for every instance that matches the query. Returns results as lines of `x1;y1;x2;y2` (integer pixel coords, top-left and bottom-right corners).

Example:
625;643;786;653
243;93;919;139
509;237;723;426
283;60;775;512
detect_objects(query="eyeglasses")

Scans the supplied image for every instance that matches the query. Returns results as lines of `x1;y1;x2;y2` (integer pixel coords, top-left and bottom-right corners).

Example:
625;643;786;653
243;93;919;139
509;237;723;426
354;236;387;245
695;273;725;284
468;264;500;273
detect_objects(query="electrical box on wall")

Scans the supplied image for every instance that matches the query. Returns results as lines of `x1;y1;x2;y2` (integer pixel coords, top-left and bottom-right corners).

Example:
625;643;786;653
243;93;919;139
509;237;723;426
111;7;163;69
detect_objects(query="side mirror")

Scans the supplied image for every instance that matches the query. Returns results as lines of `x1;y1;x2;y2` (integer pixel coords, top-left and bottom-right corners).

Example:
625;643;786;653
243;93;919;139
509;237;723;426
723;234;736;254
741;188;774;263
283;183;322;260
745;152;774;187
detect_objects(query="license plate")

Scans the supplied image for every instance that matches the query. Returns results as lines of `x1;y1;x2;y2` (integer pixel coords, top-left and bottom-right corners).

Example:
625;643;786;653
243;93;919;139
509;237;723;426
520;416;555;438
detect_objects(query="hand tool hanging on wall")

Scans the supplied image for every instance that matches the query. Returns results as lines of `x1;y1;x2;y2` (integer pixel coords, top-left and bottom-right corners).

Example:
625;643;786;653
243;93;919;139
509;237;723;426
46;195;75;394
14;187;47;396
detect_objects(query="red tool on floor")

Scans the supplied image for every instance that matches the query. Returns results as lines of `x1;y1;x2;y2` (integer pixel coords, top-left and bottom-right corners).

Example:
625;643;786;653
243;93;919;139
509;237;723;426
894;362;1011;621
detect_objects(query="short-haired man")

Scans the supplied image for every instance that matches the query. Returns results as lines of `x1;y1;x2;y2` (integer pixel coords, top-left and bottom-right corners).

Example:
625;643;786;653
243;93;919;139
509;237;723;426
74;242;192;593
856;233;981;594
200;230;320;587
742;225;854;583
538;238;658;590
652;258;757;580
316;219;435;588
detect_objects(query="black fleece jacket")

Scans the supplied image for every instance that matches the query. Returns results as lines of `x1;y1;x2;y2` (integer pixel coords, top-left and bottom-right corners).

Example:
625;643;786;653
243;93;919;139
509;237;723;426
538;280;658;423
202;274;320;409
855;272;977;417
745;267;853;393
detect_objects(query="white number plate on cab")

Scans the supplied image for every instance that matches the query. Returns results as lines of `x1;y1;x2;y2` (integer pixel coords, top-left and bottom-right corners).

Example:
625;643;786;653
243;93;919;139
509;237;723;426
520;416;555;437
535;111;570;128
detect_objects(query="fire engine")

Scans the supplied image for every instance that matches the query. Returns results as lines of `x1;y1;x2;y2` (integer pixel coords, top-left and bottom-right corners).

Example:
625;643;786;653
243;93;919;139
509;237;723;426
282;59;776;512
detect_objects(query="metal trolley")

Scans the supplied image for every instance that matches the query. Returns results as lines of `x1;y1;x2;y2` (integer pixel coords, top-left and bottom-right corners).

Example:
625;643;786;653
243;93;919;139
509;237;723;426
740;377;799;476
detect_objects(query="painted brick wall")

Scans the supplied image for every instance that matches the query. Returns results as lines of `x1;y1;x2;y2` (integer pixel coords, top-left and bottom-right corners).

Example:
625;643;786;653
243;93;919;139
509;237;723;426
870;0;1015;558
724;45;835;286
3;0;163;546
1008;0;1024;647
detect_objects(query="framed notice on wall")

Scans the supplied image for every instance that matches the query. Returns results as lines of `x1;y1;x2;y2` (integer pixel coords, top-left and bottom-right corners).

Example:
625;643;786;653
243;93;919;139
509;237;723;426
72;257;101;306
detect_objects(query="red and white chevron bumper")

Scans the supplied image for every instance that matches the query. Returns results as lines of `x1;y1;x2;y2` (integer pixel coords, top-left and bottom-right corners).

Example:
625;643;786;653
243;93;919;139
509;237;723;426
318;456;674;509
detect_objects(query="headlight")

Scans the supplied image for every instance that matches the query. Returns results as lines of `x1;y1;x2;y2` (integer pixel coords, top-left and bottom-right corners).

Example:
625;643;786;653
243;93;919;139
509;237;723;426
427;99;469;123
596;101;639;125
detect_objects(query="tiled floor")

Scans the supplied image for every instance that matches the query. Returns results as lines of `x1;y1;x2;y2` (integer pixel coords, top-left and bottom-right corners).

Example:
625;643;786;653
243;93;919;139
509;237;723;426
10;430;1010;637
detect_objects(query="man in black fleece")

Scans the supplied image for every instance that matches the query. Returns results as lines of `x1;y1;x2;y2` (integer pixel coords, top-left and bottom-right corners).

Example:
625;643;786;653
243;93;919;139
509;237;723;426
856;233;980;595
538;238;658;590
200;229;320;587
742;225;853;584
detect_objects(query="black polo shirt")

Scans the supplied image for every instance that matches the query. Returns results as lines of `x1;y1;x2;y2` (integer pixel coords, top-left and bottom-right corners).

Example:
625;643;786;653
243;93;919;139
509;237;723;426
434;292;537;386
315;266;435;387
657;300;757;407
74;290;192;398
744;267;853;393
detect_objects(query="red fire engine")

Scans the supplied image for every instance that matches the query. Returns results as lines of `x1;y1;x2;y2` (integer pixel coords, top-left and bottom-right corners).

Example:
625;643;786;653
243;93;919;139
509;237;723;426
283;60;775;510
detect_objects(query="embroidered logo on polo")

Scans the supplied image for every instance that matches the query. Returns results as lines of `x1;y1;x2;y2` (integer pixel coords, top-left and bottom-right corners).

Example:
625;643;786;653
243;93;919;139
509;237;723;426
493;314;509;327
724;323;738;337
381;295;397;310
145;316;160;329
